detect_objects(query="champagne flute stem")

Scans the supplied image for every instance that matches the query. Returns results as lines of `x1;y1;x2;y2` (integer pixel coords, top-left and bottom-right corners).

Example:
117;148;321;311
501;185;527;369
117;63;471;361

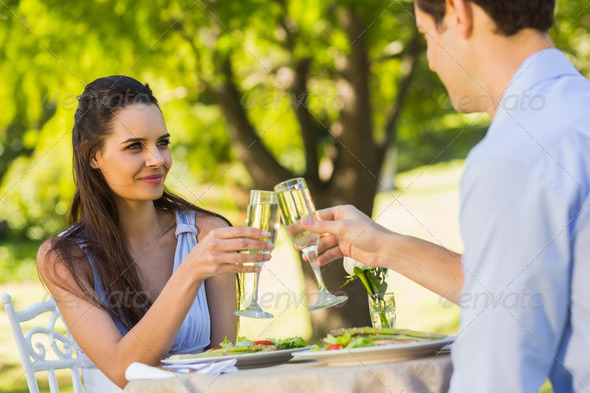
303;247;327;293
250;268;261;305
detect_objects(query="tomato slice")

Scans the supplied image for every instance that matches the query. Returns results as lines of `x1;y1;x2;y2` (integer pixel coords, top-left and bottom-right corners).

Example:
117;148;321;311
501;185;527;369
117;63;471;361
326;344;343;350
253;340;275;346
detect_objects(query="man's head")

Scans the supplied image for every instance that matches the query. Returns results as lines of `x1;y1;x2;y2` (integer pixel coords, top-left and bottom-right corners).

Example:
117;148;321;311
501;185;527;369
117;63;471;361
415;0;555;36
414;0;555;114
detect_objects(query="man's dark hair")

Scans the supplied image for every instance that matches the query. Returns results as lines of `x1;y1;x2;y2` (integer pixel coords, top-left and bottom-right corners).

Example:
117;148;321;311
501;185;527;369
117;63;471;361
415;0;555;36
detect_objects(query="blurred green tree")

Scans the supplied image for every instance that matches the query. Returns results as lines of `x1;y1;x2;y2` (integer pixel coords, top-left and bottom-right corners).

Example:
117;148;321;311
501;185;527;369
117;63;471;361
0;0;588;334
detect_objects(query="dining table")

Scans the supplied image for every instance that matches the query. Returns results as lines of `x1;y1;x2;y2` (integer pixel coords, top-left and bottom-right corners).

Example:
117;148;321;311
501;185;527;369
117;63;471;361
123;351;453;393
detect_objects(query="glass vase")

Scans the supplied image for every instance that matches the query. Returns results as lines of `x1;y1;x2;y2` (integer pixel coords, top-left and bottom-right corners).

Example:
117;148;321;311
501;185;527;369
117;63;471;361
368;292;396;329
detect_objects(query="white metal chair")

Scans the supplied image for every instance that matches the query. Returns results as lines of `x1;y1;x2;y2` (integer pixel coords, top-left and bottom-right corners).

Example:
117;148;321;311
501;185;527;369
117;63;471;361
1;292;84;393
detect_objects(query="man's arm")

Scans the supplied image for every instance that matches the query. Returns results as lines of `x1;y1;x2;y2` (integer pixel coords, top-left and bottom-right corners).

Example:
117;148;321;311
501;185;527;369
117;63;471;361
301;205;464;303
385;234;463;303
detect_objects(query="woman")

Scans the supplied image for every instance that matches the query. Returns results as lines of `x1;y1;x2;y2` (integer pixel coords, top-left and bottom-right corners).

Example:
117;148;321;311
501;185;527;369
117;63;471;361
37;76;272;391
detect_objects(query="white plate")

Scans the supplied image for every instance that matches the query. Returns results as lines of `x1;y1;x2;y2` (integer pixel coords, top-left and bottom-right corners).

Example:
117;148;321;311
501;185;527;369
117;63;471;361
292;337;454;367
161;346;313;370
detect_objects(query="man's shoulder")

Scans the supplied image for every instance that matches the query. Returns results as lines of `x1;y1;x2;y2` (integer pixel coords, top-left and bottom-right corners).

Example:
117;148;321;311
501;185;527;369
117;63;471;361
492;49;590;144
469;66;590;168
464;127;590;208
465;72;590;202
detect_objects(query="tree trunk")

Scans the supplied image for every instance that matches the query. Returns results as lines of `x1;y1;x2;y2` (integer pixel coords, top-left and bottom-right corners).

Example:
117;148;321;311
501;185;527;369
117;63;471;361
379;145;397;192
208;60;294;191
302;259;371;338
200;7;420;340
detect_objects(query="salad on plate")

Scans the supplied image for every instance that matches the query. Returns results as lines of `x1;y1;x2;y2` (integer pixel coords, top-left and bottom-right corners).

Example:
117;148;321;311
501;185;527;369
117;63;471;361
170;336;308;359
312;327;448;351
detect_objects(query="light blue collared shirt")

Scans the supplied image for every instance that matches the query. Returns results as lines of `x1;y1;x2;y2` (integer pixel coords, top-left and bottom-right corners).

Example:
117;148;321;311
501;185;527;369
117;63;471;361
450;49;590;392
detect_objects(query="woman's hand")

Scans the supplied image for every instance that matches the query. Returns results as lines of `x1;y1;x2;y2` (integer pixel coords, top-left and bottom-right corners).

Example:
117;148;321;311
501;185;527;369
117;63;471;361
188;225;274;280
300;205;394;267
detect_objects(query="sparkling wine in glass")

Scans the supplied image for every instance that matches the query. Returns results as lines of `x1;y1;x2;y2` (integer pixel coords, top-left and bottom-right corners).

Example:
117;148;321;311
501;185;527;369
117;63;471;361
234;190;280;319
274;178;348;311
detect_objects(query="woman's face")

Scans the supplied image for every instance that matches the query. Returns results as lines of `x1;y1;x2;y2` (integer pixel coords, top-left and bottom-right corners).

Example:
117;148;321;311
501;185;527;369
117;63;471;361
91;103;172;205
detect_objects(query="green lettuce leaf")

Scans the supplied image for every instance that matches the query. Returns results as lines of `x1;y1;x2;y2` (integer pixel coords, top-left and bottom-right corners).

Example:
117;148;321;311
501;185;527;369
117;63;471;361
275;336;307;349
219;336;233;348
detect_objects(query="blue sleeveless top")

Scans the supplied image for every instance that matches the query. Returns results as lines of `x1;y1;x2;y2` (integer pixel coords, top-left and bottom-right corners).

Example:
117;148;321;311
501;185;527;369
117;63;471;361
73;210;211;368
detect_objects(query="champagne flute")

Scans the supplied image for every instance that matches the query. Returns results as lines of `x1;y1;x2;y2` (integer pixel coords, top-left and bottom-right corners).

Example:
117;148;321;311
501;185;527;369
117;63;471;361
234;190;280;319
274;178;348;311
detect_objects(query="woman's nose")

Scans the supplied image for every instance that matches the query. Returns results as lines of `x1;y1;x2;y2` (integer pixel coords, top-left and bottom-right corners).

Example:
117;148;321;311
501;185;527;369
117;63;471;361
145;148;164;167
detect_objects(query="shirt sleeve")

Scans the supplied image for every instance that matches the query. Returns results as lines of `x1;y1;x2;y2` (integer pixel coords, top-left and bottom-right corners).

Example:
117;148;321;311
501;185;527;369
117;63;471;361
449;157;572;393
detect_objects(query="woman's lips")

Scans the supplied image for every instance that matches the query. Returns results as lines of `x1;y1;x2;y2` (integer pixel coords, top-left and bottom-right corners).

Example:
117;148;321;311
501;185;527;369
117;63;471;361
139;175;163;184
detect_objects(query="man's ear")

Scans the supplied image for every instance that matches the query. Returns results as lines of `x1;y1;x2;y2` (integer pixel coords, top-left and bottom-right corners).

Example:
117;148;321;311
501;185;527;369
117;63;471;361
447;0;474;38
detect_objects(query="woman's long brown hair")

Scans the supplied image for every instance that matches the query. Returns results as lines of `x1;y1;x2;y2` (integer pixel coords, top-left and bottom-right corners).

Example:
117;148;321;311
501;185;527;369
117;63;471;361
48;76;231;329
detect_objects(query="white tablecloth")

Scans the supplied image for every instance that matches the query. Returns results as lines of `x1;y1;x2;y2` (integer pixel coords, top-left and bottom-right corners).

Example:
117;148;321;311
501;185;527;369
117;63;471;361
124;354;452;393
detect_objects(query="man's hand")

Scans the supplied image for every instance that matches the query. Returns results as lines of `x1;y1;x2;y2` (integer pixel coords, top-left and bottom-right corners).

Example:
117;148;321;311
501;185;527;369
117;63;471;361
300;205;393;267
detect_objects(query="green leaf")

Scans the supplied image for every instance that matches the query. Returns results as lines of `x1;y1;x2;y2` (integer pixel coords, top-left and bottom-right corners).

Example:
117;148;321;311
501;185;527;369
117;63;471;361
323;332;352;347
275;337;307;349
347;336;376;348
235;337;254;347
366;270;382;295
220;336;233;348
355;269;375;295
378;281;388;296
339;275;358;288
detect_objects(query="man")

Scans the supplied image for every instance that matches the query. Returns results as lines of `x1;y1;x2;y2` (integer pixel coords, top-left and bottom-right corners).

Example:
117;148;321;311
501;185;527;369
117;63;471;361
302;0;590;391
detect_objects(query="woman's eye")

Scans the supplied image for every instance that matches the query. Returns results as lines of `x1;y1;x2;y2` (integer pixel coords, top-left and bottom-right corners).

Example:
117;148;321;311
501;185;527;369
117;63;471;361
158;139;171;146
127;142;142;150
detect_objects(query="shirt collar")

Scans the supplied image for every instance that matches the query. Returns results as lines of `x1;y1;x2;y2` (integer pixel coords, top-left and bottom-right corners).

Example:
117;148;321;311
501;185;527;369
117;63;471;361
503;48;580;98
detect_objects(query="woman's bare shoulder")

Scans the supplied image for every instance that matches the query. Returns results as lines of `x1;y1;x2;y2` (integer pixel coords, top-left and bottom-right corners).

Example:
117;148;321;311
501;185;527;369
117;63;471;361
37;237;93;290
194;211;230;236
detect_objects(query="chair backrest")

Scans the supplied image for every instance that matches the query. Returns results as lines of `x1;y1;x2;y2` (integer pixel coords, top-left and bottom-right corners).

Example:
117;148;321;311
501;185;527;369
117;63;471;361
1;292;84;393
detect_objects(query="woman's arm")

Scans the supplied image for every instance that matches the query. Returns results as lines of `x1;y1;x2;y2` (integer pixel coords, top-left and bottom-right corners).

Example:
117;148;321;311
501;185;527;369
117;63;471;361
199;214;238;347
205;274;237;347
38;226;272;388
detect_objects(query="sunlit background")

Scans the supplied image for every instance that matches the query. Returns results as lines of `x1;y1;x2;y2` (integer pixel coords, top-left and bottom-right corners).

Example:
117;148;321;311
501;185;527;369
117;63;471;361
1;0;588;391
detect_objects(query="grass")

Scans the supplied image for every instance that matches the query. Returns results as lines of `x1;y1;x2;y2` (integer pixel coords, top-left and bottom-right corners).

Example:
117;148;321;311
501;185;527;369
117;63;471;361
0;160;554;392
